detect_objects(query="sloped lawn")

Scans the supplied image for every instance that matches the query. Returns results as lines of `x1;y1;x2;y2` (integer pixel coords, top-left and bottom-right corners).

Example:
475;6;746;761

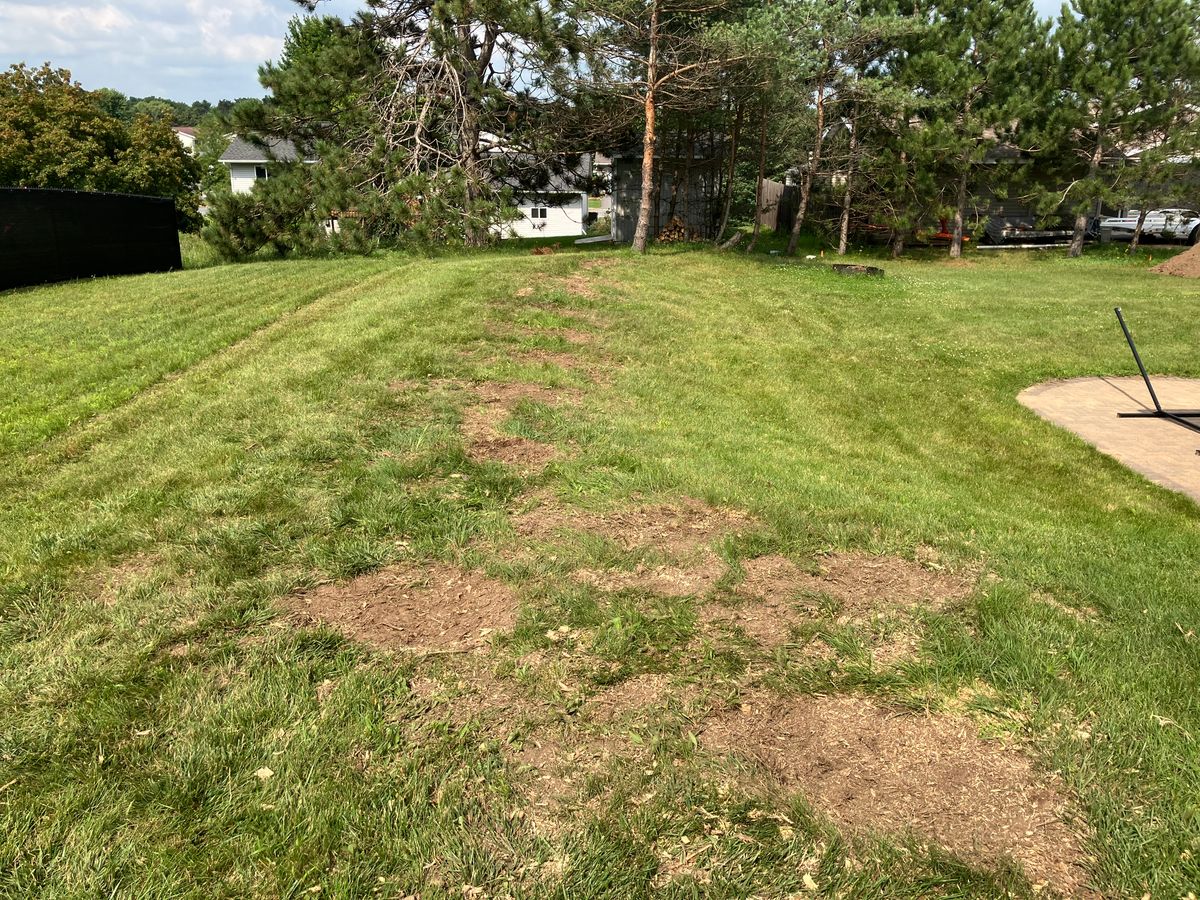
2;246;1198;898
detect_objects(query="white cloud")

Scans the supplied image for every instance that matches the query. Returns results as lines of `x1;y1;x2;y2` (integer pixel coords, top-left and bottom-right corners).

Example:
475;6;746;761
0;0;363;100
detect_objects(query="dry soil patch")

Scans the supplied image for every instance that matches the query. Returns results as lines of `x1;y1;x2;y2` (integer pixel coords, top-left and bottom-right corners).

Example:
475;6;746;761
701;691;1090;895
82;553;163;607
513;496;753;558
461;381;579;470
805;551;972;616
585;673;704;724
737;552;970;616
573;554;726;597
511;729;629;838
704;552;969;659
699;593;806;648
287;563;518;652
511;348;586;370
408;660;550;731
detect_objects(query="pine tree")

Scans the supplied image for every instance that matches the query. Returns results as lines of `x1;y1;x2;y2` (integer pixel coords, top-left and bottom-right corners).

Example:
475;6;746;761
910;0;1049;258
1046;0;1200;257
574;0;739;252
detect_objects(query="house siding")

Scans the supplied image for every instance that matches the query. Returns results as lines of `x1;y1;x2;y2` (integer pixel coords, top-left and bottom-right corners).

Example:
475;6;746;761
500;194;587;239
228;163;263;195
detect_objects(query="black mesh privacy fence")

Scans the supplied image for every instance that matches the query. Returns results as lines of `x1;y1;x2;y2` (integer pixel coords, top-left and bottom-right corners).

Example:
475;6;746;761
1;188;182;291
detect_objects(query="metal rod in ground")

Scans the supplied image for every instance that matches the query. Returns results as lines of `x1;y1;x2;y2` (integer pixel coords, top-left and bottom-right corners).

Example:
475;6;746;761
1115;307;1163;412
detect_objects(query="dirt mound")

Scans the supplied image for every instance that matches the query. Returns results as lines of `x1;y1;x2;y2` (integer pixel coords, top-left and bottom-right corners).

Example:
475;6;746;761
1152;243;1200;276
287;563;519;652
513;496;753;557
701;692;1090;895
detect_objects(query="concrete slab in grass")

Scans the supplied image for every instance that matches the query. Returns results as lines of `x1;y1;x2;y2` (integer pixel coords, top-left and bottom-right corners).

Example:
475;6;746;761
1019;376;1200;505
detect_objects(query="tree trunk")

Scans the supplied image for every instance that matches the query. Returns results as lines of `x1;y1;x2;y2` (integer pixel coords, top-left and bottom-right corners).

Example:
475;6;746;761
631;0;659;254
949;92;974;260
891;231;905;259
461;103;485;247
1069;136;1104;258
746;109;769;253
1129;207;1149;253
950;169;968;259
715;104;743;244
838;103;859;256
787;79;826;256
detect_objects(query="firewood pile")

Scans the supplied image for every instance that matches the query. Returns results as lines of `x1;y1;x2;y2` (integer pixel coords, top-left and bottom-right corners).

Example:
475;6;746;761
656;217;701;244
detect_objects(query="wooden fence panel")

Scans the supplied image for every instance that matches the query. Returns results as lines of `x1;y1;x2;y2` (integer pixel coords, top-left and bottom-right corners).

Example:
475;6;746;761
757;179;785;231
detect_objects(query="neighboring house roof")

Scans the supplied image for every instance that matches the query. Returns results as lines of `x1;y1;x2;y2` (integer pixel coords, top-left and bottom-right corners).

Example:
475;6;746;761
487;151;592;198
172;126;197;137
218;135;317;164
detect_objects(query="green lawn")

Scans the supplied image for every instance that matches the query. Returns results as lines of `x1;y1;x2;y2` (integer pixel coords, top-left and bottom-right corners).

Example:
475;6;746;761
2;246;1199;898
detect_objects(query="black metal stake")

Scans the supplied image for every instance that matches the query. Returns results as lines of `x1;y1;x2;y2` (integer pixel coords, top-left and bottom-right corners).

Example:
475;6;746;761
1113;307;1200;436
1115;306;1163;412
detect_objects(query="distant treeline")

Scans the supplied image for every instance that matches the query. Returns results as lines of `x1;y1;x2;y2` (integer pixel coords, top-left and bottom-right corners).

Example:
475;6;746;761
91;91;261;127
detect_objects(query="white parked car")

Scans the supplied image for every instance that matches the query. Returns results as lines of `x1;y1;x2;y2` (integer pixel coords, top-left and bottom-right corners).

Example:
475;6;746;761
1099;208;1200;244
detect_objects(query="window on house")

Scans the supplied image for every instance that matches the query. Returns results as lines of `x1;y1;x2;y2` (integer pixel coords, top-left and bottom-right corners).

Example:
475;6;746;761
530;207;548;219
255;166;269;180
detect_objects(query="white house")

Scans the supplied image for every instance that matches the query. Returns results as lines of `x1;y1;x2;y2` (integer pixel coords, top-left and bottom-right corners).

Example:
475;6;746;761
502;187;589;239
218;136;316;194
215;134;589;238
172;126;197;155
493;154;593;240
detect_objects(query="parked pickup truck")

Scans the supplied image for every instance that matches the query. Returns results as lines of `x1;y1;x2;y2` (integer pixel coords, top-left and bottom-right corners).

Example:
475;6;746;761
1099;208;1200;244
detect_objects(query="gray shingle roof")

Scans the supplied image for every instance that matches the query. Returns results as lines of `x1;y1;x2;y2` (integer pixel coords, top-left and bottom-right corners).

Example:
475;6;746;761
218;135;315;164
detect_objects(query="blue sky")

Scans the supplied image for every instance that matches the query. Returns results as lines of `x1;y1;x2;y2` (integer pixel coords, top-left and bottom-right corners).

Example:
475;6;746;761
1;0;1067;103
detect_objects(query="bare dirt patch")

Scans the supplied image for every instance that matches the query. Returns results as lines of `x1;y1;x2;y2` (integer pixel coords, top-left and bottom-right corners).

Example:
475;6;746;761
287;563;519;652
562;273;599;299
556;257;619;299
699;552;968;659
699;593;805;648
573;555;726;597
511;348;585;370
513;496;753;558
736;551;970;615
408;659;550;731
555;327;597;346
585;673;704;724
511;728;630;838
701;691;1090;896
82;553;162;607
460;381;580;470
804;551;973;616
